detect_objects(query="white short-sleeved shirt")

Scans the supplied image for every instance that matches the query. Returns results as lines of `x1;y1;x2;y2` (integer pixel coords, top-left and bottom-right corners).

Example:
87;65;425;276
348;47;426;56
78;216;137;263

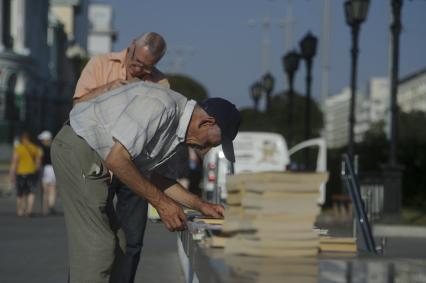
70;81;196;172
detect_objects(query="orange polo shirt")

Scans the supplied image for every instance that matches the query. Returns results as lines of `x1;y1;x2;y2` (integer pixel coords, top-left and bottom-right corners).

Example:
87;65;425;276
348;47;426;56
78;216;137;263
73;49;169;99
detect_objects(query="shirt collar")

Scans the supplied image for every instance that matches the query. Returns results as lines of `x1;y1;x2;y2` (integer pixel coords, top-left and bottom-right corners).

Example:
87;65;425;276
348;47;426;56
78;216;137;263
176;99;196;142
107;48;127;65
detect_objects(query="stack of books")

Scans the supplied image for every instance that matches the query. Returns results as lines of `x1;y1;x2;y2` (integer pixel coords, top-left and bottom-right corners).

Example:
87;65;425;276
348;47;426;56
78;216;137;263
319;236;357;254
225;256;318;283
222;172;329;258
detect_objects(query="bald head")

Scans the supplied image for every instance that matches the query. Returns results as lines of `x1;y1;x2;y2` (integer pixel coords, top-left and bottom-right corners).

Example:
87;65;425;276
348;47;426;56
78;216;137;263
125;32;167;79
134;32;167;61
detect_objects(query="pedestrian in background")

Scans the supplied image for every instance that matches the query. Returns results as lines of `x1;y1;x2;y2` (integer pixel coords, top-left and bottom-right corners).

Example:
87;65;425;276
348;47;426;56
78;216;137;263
9;131;42;217
38;130;57;216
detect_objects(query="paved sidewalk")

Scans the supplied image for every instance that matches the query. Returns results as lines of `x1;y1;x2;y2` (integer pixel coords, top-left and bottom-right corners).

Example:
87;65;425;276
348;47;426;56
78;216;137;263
0;196;184;283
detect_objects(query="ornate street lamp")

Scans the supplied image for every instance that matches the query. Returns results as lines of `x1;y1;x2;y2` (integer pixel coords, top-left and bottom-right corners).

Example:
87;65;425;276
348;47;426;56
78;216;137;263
282;50;300;146
344;0;370;160
299;31;318;169
250;81;263;112
262;72;275;111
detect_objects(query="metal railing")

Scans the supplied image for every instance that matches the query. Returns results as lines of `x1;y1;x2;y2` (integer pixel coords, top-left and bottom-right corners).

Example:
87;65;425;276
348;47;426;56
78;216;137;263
360;183;384;222
341;153;378;254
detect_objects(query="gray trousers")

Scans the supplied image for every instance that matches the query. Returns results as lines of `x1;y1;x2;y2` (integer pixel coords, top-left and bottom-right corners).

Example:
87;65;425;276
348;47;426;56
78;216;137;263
51;125;125;283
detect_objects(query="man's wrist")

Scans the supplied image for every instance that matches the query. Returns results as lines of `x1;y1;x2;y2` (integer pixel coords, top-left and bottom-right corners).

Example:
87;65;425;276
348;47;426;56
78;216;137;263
195;198;208;212
151;191;171;211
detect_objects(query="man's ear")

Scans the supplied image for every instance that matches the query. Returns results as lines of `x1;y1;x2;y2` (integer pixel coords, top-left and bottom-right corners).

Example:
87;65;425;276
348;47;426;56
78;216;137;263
199;116;216;128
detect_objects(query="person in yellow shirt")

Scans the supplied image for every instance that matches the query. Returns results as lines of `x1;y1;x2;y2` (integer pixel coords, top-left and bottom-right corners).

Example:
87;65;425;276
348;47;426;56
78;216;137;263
9;131;42;216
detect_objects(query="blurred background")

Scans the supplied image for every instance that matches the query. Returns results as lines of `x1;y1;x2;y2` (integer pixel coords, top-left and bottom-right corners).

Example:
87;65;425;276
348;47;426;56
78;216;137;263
1;0;426;281
0;0;426;230
1;0;425;215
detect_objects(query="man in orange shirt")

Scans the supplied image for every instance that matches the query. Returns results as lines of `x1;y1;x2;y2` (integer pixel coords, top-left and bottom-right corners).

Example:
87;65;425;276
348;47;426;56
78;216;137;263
74;32;169;283
74;32;169;101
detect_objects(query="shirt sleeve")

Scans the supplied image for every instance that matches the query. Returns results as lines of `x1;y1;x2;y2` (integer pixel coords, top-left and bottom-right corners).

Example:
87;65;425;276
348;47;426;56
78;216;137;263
110;97;176;159
73;56;102;99
154;145;189;179
149;171;177;192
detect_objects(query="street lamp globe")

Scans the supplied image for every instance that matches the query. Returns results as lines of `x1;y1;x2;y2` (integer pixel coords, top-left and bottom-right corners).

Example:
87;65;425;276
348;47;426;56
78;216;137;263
250;81;263;111
344;0;370;26
299;32;318;61
282;51;300;75
299;32;318;169
262;72;275;94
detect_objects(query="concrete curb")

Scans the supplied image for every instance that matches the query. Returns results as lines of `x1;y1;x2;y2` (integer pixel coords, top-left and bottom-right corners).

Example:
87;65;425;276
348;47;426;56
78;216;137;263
373;225;426;238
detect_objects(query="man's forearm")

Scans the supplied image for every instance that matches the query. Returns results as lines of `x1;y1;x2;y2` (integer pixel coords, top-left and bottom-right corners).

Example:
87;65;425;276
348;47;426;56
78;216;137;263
165;183;224;218
164;183;204;210
105;143;165;207
105;141;188;231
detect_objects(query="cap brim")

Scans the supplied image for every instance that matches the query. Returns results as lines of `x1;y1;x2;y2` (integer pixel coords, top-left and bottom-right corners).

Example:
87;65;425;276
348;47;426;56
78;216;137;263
221;136;235;163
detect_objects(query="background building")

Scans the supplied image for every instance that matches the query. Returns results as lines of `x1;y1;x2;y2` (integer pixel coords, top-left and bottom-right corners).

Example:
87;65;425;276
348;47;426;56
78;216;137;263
324;78;389;149
324;70;426;150
0;0;50;144
398;68;426;113
0;0;102;162
50;0;88;51
87;3;116;56
368;78;389;123
324;87;351;149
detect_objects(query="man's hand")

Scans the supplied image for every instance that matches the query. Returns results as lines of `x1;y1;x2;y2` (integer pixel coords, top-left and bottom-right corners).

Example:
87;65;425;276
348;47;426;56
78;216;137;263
156;194;187;232
162;183;224;218
199;201;225;218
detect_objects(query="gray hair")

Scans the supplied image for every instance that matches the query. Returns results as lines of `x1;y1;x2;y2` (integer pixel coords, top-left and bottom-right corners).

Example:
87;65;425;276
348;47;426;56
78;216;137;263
134;32;167;59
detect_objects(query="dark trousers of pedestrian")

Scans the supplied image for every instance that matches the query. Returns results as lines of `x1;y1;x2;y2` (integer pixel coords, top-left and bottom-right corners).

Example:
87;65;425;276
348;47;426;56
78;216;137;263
111;179;148;283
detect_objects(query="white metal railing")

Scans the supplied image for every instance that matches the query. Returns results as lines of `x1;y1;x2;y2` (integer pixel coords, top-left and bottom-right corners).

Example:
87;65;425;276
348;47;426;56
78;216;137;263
360;183;384;222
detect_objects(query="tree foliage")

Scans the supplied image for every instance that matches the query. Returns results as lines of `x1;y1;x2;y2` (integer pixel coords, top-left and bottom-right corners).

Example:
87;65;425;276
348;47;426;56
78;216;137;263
326;111;426;208
240;90;324;146
166;74;208;102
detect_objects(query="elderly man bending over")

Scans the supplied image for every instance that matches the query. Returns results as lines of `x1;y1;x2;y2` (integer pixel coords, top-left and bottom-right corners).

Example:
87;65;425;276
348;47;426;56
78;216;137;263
51;81;241;283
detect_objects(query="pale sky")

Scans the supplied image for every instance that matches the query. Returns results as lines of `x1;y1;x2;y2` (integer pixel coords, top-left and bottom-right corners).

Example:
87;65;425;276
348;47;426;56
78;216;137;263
100;0;426;109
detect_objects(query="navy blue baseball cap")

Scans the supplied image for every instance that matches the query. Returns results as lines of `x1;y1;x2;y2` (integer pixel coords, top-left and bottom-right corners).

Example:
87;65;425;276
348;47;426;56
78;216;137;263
200;98;241;162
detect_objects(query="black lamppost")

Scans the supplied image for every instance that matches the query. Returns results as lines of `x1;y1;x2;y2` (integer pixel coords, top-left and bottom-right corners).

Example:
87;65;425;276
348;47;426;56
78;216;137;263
389;0;402;167
299;32;318;169
262;72;275;111
381;0;403;217
344;0;370;160
250;81;263;112
282;51;300;146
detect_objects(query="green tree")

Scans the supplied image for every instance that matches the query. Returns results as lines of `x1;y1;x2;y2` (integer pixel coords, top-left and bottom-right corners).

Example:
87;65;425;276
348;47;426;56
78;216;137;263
332;111;426;208
240;90;324;145
167;74;208;102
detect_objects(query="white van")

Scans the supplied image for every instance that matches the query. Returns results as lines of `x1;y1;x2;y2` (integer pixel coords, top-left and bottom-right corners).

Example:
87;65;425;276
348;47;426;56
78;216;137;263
203;132;289;201
202;131;327;204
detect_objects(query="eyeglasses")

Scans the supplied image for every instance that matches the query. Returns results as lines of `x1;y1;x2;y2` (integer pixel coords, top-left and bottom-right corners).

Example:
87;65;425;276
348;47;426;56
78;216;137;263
129;45;154;74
